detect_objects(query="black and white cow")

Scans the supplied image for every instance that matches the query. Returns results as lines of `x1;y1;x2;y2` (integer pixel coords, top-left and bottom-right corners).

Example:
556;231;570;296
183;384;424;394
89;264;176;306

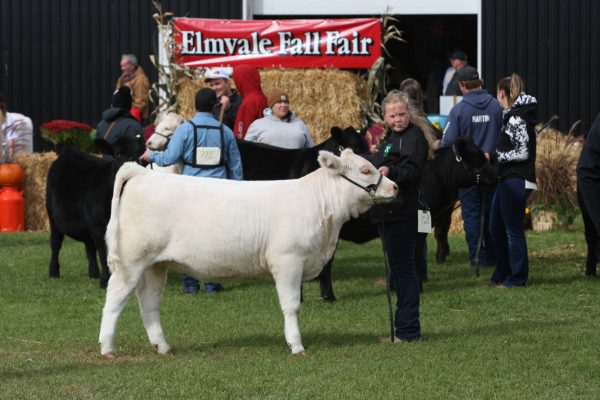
46;136;145;288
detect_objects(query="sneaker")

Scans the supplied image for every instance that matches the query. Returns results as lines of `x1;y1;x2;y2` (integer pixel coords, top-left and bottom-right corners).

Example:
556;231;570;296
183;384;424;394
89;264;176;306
204;282;224;293
378;335;421;344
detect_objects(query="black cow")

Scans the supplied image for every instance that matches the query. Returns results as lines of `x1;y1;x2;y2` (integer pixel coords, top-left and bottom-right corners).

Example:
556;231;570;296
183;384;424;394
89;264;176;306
317;138;499;301
576;113;600;276
238;126;369;179
46;137;145;288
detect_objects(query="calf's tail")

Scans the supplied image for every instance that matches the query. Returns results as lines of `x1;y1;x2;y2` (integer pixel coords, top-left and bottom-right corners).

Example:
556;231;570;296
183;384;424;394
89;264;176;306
105;162;147;273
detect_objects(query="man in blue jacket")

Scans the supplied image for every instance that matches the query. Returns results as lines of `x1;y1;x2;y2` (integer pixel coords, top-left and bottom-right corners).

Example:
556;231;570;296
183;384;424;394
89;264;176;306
140;88;243;293
435;66;502;267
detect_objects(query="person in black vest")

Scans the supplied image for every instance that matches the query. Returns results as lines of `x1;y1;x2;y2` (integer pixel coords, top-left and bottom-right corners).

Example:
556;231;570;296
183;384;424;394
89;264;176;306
487;73;537;288
96;86;143;149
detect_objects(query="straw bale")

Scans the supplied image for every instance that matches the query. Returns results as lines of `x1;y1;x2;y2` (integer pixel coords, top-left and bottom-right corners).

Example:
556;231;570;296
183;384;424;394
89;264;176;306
13;152;58;231
448;202;464;234
176;78;208;120
176;68;367;144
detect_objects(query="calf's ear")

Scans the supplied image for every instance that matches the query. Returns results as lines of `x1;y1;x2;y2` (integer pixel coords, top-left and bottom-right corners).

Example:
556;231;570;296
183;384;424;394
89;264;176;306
453;137;466;156
93;139;114;156
318;150;341;171
330;126;343;142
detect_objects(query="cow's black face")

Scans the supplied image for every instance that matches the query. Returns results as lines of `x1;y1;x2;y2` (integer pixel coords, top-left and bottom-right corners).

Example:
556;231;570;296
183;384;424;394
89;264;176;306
453;138;499;185
329;126;369;155
93;135;146;165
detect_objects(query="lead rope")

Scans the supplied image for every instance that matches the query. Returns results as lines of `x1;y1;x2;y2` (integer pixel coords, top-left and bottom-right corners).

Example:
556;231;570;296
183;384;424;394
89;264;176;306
378;208;395;343
472;190;486;277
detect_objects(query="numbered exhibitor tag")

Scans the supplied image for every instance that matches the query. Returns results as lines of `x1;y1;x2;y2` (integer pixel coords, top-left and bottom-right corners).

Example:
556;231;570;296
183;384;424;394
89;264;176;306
525;180;538;190
195;147;221;166
418;210;432;233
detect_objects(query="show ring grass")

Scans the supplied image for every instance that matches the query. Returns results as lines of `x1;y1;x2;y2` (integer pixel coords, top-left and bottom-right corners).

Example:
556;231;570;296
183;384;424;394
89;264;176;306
1;219;599;399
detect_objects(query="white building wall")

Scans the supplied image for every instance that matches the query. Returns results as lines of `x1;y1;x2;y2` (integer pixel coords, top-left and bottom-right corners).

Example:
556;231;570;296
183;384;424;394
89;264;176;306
252;0;480;16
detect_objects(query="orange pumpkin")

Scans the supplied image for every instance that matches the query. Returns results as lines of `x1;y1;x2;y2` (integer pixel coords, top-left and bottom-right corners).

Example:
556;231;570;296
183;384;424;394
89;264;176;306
0;163;25;188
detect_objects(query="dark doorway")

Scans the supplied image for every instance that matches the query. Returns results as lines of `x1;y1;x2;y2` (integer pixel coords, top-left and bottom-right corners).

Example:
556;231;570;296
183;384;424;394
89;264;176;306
255;13;477;115
385;15;477;114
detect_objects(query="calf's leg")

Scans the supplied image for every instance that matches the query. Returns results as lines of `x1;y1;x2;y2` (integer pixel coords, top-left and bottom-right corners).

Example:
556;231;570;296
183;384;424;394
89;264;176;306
136;264;170;354
272;263;305;355
434;207;452;264
584;223;598;277
580;190;598;276
318;258;336;302
91;227;110;289
48;222;64;278
99;269;140;356
84;241;100;279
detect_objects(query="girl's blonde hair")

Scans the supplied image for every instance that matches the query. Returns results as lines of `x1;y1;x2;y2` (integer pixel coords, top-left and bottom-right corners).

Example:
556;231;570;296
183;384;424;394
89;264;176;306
381;90;437;159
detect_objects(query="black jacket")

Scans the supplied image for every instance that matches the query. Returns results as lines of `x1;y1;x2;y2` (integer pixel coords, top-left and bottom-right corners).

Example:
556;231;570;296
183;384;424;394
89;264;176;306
577;113;600;233
96;107;143;146
213;90;242;131
369;123;428;222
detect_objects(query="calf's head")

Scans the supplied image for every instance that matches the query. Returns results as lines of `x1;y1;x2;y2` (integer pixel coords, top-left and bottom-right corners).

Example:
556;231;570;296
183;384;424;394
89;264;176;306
145;112;184;150
452;138;499;185
94;135;145;164
318;149;398;211
329;126;370;155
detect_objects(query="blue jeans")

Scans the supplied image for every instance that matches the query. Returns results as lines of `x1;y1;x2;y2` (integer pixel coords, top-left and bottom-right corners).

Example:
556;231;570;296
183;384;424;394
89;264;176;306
378;216;421;340
182;274;223;293
489;178;531;287
459;185;496;266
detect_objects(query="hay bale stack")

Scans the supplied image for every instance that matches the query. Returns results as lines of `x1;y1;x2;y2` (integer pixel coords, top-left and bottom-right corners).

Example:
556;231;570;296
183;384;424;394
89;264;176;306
176;77;207;120
13;151;58;231
176;68;366;144
448;203;464;234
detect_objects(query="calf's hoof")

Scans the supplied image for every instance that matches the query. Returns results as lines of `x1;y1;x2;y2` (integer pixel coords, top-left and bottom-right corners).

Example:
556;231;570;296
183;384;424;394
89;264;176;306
290;344;306;355
320;294;336;302
295;351;308;356
100;342;115;356
152;343;172;355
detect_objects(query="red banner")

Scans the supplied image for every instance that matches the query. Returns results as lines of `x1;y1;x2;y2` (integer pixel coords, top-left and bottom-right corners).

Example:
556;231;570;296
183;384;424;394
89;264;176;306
173;18;381;69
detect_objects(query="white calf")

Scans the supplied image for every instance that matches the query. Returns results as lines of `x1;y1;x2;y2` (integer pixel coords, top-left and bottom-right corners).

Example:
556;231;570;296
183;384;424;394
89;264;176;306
145;112;184;174
99;149;397;356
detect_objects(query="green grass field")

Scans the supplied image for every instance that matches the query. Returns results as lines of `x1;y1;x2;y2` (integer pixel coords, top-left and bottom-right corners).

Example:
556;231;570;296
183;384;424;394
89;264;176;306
1;221;599;399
